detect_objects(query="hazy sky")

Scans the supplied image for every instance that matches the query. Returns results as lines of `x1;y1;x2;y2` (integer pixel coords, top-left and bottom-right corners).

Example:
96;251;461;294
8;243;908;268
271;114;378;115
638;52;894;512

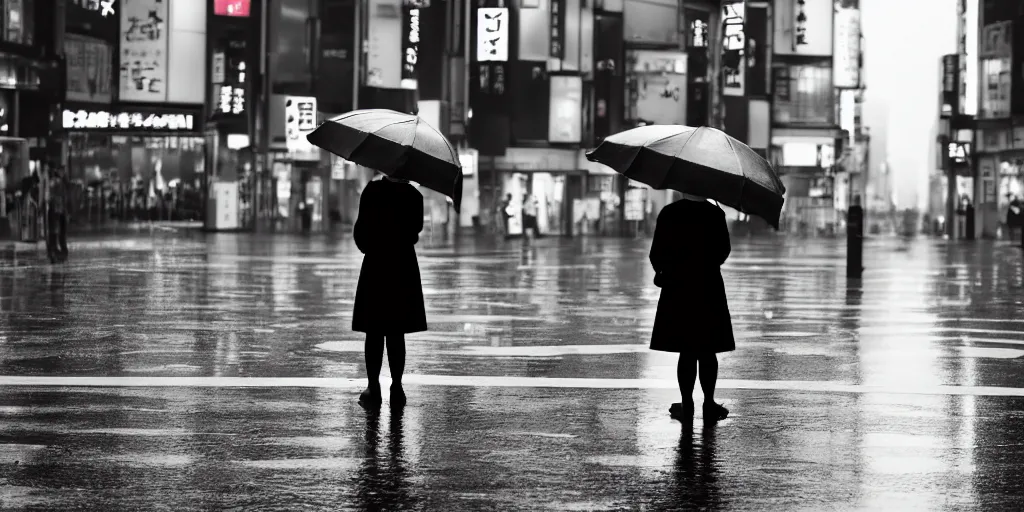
861;0;957;210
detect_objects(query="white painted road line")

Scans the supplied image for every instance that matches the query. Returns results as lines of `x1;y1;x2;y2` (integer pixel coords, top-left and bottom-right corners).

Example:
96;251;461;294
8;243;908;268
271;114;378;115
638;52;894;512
0;375;1023;397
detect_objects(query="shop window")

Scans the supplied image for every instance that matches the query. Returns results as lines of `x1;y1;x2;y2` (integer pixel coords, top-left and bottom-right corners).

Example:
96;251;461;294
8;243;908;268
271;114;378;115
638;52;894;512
980;58;1011;119
1;0;34;46
772;63;832;125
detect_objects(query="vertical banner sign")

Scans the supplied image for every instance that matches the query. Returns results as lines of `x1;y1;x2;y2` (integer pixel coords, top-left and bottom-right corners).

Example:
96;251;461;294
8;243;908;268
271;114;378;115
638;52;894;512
401;6;420;89
120;0;168;102
477;7;509;62
367;0;403;88
212;38;247;120
832;6;860;88
745;4;768;97
721;2;745;97
64;34;114;103
792;0;832;55
941;54;958;118
549;0;565;60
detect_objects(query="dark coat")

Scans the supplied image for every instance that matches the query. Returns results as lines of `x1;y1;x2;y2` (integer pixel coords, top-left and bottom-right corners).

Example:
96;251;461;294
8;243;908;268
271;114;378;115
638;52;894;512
352;179;428;334
649;199;735;354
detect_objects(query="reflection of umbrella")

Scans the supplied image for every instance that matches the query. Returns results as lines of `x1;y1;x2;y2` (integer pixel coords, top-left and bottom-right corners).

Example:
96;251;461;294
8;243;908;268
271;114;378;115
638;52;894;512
306;109;463;212
585;125;787;228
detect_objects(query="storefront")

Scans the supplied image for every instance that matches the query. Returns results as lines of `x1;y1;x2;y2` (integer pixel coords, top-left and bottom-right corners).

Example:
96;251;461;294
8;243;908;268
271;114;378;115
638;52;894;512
60;105;205;224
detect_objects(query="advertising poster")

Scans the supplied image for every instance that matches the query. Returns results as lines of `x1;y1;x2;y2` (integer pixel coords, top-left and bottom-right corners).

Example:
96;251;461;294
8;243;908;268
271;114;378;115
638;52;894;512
120;0;169;102
548;75;582;143
65;34;114;104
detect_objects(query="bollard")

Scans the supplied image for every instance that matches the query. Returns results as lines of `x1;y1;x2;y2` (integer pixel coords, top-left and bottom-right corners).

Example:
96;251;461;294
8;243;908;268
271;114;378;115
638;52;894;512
847;196;864;279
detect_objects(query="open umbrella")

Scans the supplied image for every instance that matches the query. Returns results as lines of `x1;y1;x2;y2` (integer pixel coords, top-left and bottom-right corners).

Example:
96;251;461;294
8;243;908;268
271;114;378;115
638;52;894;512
585;125;786;228
306;109;463;212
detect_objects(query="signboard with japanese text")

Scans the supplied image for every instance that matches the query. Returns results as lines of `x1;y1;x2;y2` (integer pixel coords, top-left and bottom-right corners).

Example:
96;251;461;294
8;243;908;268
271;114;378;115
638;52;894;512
477;8;509;62
119;0;168;102
940;54;959;117
721;1;745;97
64;34;114;104
62;107;199;132
774;0;832;56
285;96;318;159
211;38;248;120
550;0;565;59
400;6;420;89
833;6;860;88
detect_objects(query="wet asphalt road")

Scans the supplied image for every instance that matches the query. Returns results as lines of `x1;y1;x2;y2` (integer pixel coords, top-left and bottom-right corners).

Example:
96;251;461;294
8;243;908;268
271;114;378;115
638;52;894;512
1;230;1024;510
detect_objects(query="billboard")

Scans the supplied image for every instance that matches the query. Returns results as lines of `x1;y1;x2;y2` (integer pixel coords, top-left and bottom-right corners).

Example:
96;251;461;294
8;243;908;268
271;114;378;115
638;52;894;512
119;0;168;102
367;0;403;87
65;34;114;104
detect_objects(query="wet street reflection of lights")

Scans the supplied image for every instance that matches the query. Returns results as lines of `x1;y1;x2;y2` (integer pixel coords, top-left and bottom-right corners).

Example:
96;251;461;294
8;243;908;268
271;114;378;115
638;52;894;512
0;233;1023;509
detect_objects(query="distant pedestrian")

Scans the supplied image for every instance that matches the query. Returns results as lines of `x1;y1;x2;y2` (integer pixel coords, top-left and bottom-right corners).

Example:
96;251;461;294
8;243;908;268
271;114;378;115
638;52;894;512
47;168;69;263
352;172;427;409
650;193;733;424
1007;196;1022;244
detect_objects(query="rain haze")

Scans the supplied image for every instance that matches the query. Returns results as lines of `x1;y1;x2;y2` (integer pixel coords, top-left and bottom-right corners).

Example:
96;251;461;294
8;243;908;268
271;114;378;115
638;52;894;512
862;0;958;211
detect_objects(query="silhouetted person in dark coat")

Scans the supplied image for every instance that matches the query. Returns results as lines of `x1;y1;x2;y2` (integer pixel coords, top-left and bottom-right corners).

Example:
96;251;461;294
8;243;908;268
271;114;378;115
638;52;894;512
650;194;733;425
353;172;427;409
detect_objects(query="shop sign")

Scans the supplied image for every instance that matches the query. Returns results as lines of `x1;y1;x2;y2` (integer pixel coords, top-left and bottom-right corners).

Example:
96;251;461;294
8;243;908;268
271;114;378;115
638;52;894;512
73;0;117;16
62;108;196;131
787;0;832;56
833;6;860;88
366;0;403;88
214;0;251;17
120;0;168;102
477;8;509;62
948;141;970;165
940;54;959;118
400;7;419;89
721;1;744;97
213;39;248;119
285;96;319;160
458;148;478;176
550;0;565;59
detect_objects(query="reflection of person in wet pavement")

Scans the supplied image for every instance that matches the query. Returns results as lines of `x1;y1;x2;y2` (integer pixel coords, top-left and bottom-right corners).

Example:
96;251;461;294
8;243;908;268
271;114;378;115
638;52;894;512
650;193;733;424
352;172;427;409
664;426;722;509
355;409;416;509
47;167;69;263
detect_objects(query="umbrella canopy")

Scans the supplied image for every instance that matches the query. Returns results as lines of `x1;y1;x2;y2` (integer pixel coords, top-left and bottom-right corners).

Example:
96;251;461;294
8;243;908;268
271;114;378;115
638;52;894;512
306;109;463;212
585;125;786;228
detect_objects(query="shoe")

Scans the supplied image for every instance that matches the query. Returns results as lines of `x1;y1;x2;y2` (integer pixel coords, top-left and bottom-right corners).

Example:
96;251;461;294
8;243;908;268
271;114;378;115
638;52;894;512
669;402;694;422
702;402;729;423
390;384;407;408
358;388;382;409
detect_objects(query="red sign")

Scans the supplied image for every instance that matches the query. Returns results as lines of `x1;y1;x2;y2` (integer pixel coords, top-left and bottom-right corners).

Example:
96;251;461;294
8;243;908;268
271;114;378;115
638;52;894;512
214;0;250;17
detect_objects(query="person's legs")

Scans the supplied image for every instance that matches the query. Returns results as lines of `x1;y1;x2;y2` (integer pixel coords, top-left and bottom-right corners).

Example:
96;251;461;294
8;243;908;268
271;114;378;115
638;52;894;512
361;334;385;406
697;353;719;404
698;353;729;422
669;354;698;421
386;334;408;407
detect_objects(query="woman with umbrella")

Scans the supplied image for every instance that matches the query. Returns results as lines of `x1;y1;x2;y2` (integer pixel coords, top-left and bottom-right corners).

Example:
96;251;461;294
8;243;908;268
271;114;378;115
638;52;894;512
586;125;786;424
306;109;463;409
351;170;426;408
